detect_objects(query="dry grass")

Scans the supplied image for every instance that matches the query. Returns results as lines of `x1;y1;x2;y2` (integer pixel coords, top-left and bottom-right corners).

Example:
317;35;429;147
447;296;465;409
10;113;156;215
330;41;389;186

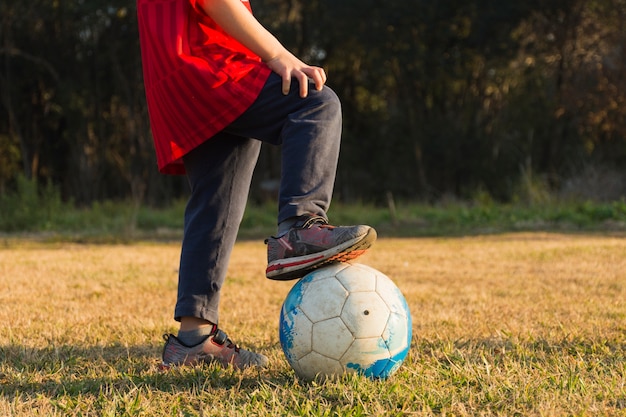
0;233;625;416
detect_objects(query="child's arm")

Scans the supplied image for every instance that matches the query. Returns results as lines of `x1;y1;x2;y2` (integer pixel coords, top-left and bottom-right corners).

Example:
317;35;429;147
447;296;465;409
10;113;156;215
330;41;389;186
197;0;326;97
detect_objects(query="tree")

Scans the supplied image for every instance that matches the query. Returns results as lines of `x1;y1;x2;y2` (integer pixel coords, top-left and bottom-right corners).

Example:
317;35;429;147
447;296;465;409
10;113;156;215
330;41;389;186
1;0;625;207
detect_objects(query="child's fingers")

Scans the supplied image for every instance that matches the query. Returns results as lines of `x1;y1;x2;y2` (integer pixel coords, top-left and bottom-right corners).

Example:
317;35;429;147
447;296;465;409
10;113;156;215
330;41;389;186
282;74;291;95
313;68;326;91
303;67;326;93
295;71;309;97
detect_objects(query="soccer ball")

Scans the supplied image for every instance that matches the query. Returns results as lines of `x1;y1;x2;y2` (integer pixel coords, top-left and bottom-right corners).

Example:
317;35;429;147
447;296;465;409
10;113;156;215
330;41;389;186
279;262;412;380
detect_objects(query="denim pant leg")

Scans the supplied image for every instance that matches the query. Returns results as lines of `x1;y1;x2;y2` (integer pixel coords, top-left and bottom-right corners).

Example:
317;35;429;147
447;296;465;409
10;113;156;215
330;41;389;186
175;73;342;324
176;133;261;324
225;72;342;224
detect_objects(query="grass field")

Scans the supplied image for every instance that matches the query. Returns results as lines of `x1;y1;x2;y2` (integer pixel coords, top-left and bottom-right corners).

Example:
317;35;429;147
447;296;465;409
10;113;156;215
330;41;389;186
1;233;625;416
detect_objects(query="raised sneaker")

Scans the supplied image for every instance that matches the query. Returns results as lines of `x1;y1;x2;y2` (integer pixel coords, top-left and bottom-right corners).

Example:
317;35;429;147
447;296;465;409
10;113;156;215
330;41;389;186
265;215;376;281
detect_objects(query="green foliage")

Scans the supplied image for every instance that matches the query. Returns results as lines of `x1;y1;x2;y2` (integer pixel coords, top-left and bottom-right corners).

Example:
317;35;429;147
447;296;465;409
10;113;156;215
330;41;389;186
0;134;21;192
2;0;626;206
0;175;65;232
1;185;625;238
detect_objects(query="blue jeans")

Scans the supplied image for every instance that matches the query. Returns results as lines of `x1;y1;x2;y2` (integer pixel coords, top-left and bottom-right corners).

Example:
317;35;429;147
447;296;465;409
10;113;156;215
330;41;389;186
175;73;342;323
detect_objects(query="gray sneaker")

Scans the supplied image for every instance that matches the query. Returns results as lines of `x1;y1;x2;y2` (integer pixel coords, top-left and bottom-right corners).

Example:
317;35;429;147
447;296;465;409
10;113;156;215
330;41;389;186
160;327;268;370
265;215;377;281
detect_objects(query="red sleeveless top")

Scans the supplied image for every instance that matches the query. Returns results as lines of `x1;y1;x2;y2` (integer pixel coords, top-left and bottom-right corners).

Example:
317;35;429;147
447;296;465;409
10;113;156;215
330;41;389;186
137;0;271;174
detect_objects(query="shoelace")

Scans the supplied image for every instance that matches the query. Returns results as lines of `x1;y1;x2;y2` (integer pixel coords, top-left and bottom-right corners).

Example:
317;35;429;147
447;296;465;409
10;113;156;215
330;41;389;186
296;215;328;229
264;215;329;244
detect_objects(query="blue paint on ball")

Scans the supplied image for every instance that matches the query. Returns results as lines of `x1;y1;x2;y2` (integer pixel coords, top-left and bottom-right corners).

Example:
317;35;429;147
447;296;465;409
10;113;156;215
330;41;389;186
278;308;293;353
279;276;310;357
345;320;412;379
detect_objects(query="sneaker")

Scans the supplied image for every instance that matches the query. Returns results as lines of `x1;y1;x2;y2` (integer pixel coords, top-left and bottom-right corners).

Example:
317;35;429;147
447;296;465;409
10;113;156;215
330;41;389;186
160;326;269;370
265;215;376;281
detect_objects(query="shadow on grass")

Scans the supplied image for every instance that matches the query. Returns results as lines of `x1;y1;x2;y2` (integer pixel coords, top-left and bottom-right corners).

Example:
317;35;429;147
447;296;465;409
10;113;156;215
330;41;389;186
0;342;288;398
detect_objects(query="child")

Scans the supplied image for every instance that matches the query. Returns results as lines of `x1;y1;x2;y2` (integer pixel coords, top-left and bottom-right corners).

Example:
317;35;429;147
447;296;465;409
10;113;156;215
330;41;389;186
137;0;376;369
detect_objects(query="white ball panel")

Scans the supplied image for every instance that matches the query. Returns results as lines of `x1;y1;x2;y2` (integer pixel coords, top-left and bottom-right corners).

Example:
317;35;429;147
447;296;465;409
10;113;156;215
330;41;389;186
375;273;409;316
341;337;391;369
312;317;354;360
298;351;344;380
335;263;377;292
299;277;347;323
383;311;411;356
341;292;390;338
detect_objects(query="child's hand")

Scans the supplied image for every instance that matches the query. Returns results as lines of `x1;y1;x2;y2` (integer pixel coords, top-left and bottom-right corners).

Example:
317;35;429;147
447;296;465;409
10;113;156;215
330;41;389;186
265;51;327;98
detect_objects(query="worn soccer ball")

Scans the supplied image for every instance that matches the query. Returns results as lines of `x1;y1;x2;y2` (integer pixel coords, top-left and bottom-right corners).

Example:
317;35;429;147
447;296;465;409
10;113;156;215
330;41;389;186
279;263;412;380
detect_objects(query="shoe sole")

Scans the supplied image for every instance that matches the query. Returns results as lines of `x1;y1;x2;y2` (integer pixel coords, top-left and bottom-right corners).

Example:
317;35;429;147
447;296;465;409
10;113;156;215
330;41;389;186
265;227;377;281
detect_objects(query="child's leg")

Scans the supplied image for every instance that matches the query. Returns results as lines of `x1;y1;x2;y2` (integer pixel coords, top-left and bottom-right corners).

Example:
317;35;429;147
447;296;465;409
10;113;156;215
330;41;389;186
176;132;261;325
224;73;375;280
161;133;268;370
224;73;342;224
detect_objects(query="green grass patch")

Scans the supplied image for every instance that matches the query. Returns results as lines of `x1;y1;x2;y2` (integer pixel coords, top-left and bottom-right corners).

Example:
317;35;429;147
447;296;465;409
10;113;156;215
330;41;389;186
1;176;626;240
1;236;625;415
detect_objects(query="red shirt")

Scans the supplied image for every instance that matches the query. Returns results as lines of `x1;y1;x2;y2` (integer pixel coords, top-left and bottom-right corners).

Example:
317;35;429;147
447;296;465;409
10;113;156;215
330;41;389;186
137;0;271;174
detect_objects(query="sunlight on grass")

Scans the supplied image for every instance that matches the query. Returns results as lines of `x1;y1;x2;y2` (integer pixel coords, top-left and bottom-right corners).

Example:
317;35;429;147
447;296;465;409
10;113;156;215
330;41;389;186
0;234;625;415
